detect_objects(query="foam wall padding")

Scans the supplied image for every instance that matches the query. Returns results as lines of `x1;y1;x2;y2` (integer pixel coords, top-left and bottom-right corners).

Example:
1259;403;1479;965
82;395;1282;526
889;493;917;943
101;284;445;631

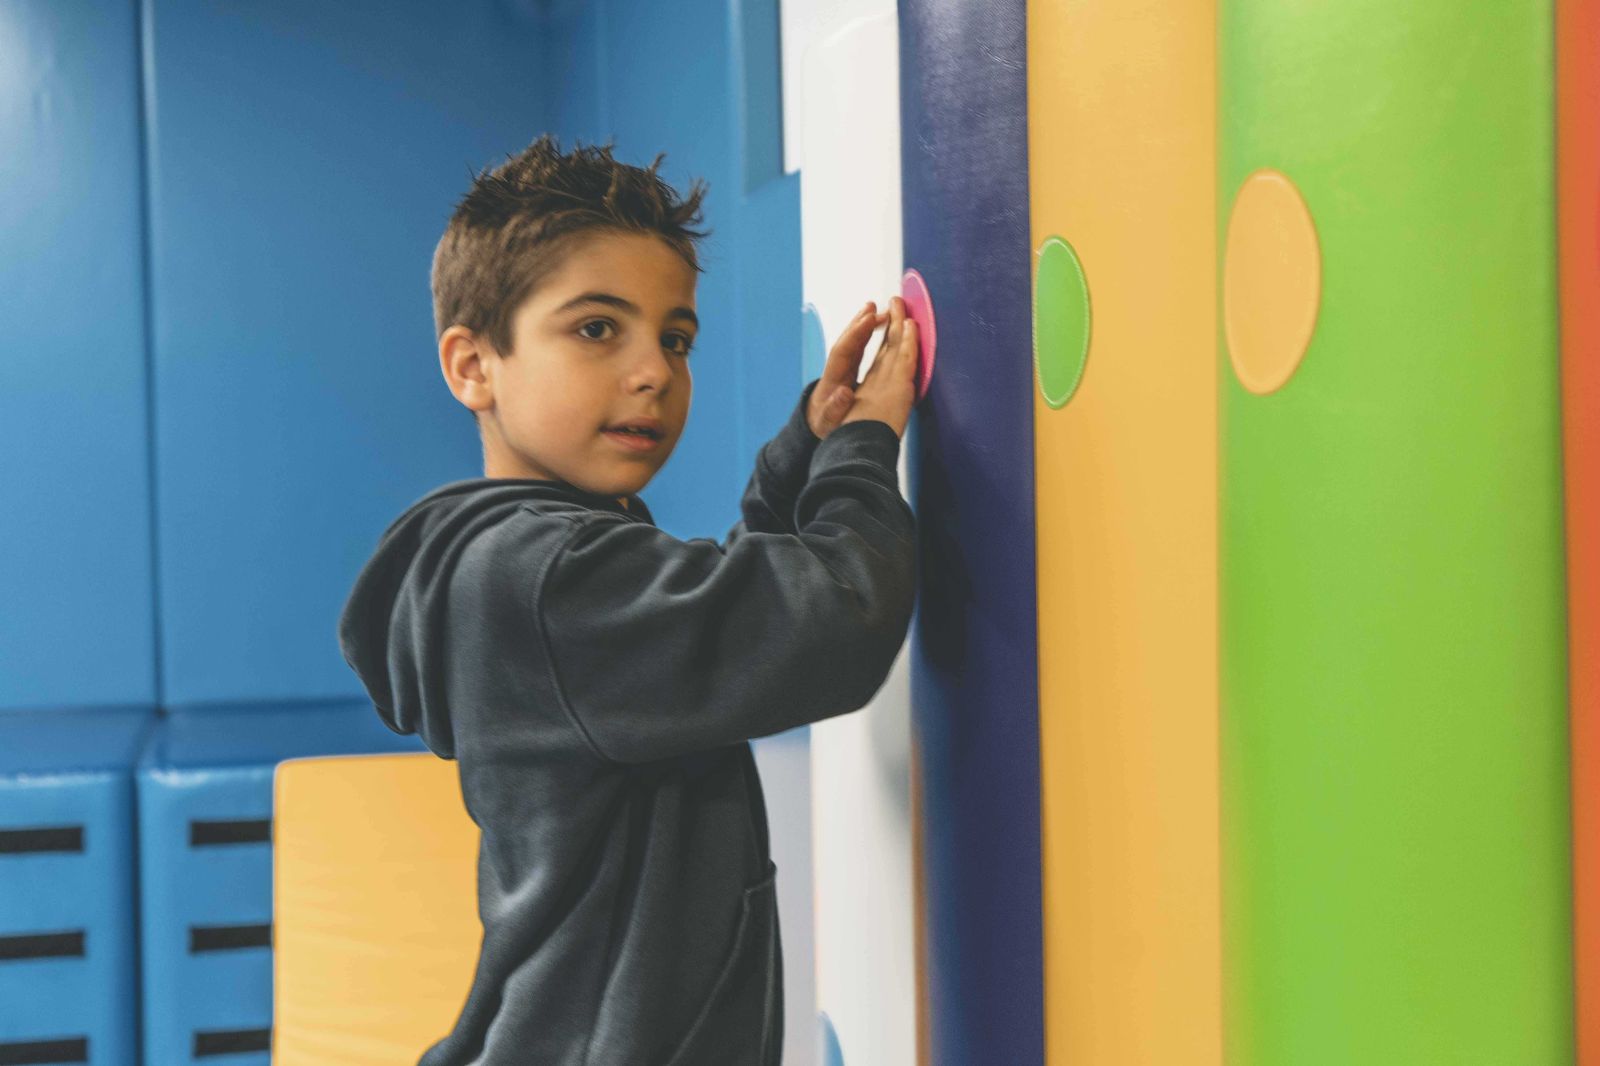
136;702;423;1064
142;0;550;707
1562;0;1600;1058
898;1;1044;1061
0;2;155;713
1026;1;1220;1061
799;10;919;1063
1219;3;1572;1061
0;707;154;1066
273;754;479;1064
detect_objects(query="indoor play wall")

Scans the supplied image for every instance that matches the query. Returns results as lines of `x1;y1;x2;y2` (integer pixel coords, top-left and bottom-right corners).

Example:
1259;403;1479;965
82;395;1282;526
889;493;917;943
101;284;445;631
814;0;1595;1061
2;1;1595;1065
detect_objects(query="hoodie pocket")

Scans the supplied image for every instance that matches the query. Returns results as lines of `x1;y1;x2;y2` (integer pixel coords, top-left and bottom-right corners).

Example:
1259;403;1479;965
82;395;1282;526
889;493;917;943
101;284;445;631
661;860;780;1066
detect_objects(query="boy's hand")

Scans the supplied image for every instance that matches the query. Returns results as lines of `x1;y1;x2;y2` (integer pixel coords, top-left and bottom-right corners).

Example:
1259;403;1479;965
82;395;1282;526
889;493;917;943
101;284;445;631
807;301;891;440
837;295;917;440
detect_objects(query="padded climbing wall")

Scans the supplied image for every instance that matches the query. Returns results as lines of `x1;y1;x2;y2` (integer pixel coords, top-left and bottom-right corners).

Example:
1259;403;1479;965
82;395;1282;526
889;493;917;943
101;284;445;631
898;0;1045;1063
798;8;919;1064
1219;1;1572;1061
1027;0;1220;1062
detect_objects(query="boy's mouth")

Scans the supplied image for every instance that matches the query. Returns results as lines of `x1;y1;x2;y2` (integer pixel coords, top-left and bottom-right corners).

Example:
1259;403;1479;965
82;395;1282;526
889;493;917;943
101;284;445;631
603;425;664;451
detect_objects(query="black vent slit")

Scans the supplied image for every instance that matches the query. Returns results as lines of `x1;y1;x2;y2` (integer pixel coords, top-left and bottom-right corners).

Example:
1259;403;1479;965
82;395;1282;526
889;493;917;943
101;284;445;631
193;1029;271;1057
189;819;271;846
0;1037;89;1064
188;923;272;953
0;932;85;961
0;827;83;855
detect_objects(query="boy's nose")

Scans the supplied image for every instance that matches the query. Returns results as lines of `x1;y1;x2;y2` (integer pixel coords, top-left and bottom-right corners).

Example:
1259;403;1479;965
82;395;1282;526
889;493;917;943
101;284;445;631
625;344;676;390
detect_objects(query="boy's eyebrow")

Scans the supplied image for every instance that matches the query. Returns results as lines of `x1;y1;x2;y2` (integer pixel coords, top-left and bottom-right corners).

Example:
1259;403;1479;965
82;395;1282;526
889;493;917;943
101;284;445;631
554;292;698;330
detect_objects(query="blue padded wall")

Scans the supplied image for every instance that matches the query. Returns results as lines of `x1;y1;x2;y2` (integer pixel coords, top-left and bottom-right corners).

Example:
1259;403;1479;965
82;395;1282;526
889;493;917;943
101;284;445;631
544;0;800;541
0;706;156;1065
135;701;424;1065
0;1;156;712
899;1;1045;1062
141;0;554;708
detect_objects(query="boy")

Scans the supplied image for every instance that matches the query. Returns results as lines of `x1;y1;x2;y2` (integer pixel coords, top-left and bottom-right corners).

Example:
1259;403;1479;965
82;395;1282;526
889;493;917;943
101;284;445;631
336;134;918;1065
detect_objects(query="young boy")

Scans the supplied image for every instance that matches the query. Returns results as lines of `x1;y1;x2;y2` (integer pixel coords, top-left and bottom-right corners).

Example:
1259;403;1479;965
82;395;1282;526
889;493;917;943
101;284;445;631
337;134;918;1065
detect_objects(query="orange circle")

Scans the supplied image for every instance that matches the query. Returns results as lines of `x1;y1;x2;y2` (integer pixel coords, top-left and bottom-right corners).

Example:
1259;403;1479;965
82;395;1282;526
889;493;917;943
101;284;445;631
1223;169;1322;395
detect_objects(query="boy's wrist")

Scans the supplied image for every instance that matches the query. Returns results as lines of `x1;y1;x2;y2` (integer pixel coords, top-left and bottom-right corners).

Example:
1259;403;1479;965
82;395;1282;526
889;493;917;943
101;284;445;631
756;379;827;485
798;377;827;442
807;417;901;480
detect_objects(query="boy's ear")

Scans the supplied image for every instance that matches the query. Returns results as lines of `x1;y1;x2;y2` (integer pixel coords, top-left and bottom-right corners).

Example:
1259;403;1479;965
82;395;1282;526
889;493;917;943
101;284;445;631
440;325;496;416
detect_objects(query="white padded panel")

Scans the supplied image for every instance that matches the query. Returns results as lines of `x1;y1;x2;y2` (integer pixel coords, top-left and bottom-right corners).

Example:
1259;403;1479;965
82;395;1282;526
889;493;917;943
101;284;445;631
799;10;916;1066
780;0;897;173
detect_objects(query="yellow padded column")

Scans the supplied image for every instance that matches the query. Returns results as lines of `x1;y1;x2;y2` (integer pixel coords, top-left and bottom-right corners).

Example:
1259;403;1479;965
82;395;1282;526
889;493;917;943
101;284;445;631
1027;0;1221;1061
272;753;480;1064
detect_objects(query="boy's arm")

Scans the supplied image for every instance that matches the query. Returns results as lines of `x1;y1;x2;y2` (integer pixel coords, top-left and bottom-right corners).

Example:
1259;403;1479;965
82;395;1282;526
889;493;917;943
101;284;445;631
537;416;915;765
721;377;827;544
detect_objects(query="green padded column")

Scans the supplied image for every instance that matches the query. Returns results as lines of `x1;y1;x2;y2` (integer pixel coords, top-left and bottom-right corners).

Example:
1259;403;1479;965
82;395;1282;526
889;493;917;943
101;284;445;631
1218;3;1572;1064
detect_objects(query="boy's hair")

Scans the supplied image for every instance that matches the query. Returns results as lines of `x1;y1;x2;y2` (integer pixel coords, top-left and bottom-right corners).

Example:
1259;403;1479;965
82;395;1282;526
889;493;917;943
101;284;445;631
431;134;712;374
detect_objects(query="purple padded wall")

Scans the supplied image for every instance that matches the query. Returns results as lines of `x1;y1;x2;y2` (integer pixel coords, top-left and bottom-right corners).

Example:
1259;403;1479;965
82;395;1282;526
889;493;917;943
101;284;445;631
899;1;1044;1062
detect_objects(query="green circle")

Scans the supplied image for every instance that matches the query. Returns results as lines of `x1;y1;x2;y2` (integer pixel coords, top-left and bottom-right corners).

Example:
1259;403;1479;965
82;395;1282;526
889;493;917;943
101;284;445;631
1033;236;1091;409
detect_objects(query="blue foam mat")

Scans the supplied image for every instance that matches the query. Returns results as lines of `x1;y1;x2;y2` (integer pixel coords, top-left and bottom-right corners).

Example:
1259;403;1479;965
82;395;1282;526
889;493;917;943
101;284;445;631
0;705;156;1066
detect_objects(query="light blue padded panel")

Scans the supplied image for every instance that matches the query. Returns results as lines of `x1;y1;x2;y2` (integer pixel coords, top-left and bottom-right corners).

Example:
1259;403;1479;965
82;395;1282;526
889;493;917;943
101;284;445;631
0;706;156;1065
140;0;553;707
0;1;155;712
135;700;425;1064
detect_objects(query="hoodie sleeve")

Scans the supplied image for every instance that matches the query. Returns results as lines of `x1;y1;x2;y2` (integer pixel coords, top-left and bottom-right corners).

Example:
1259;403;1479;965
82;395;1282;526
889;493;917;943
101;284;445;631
537;415;915;765
719;377;826;545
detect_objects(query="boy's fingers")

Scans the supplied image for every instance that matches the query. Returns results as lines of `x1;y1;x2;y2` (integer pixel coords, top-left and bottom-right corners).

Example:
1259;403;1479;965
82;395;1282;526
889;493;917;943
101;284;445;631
823;323;869;378
840;304;886;347
826;304;890;384
869;326;897;374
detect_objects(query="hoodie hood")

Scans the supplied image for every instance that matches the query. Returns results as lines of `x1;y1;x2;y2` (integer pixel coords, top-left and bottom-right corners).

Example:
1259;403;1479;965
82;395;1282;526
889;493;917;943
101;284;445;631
336;476;651;758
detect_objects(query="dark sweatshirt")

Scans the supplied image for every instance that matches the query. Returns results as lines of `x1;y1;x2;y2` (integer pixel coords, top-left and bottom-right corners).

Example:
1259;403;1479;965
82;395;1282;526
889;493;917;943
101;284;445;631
336;378;917;1065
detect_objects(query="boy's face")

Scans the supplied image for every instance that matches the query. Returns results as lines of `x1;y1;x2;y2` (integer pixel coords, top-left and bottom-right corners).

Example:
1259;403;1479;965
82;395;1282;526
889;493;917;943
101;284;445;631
444;229;696;500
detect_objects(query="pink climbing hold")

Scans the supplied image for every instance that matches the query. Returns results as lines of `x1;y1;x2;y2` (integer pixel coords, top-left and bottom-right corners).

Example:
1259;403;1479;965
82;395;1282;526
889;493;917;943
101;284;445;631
900;268;937;402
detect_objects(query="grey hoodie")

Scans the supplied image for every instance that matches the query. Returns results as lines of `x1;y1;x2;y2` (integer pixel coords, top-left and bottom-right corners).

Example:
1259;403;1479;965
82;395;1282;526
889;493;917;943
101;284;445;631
337;378;916;1065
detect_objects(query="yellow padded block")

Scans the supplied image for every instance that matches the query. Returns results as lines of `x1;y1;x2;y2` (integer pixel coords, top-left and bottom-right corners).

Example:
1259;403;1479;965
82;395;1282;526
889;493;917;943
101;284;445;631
272;753;480;1064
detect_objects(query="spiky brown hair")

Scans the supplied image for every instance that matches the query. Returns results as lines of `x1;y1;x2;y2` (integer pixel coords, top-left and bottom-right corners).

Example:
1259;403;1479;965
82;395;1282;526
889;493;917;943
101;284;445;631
430;134;711;364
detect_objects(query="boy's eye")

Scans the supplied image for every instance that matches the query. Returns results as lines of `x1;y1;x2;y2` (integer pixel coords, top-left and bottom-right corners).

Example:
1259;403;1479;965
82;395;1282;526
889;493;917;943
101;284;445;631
578;319;614;341
664;332;695;357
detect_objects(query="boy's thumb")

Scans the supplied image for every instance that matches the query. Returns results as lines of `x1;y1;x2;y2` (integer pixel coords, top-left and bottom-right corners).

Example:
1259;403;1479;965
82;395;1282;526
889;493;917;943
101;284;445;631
829;386;852;410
